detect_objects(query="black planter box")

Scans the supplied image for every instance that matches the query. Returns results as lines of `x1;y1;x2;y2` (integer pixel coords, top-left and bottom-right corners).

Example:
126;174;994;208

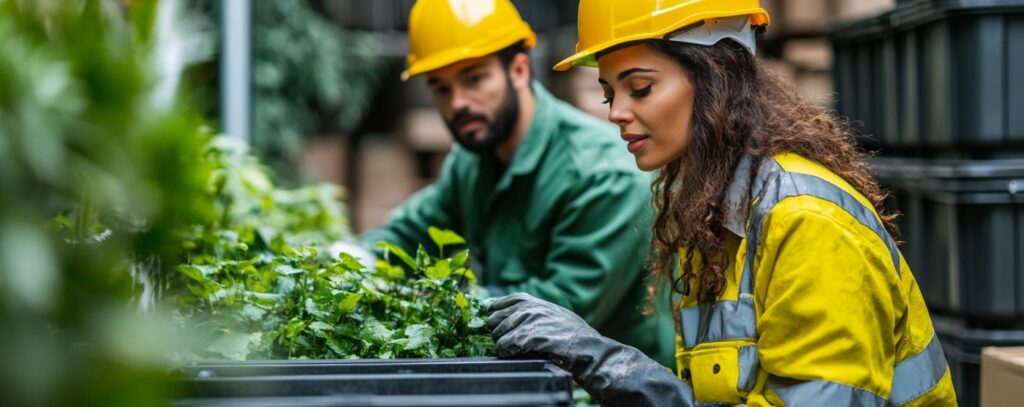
172;358;573;407
176;358;552;377
172;394;571;407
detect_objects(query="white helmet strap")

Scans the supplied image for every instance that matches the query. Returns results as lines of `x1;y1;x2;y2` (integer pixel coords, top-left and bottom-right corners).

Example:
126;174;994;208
665;16;757;55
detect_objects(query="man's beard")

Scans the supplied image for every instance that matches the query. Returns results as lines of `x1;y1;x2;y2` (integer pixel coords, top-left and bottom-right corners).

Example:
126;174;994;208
445;79;520;155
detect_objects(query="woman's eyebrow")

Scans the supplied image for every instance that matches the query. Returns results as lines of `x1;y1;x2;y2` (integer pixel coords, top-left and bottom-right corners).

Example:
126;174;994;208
598;67;658;85
617;67;658;81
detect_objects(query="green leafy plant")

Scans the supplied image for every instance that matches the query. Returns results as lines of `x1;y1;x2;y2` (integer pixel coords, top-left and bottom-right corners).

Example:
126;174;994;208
173;244;493;361
170;140;493;361
0;1;214;405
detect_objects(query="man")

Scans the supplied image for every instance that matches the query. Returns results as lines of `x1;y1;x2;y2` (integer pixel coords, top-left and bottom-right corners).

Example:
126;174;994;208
364;0;674;367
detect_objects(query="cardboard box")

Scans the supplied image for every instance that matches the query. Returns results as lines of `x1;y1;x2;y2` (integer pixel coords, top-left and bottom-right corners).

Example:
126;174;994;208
981;347;1024;407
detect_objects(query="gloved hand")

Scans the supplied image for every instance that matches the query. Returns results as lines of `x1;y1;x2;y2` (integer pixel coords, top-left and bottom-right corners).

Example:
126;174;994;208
487;293;696;407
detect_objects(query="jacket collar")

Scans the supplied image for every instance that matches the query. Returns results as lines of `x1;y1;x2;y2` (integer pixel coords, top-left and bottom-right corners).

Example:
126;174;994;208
722;154;754;238
491;81;555;192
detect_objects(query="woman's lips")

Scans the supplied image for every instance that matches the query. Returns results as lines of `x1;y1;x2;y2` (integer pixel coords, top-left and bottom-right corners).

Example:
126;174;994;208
622;134;650;154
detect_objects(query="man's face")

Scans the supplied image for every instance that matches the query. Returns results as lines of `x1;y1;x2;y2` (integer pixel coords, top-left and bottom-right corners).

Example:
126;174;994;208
426;55;519;154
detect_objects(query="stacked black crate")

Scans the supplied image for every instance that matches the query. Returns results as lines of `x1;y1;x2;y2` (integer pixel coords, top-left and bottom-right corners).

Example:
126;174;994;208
172;358;574;406
831;1;1024;406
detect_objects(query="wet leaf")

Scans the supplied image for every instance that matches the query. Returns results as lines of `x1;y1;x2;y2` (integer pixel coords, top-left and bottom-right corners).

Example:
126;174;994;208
207;332;262;361
404;324;435;351
360;320;394;343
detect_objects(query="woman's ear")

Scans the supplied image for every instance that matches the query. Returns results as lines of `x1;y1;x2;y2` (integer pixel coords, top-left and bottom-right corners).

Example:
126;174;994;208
508;53;532;91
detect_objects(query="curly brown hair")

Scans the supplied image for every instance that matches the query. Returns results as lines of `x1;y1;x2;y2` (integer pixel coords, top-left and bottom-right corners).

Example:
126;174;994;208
643;39;898;308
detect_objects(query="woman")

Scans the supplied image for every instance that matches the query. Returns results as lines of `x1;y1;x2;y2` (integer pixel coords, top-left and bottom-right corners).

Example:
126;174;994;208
486;1;958;406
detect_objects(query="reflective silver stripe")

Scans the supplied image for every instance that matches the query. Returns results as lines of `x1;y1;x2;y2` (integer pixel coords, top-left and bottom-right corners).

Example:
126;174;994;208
737;345;760;392
750;156;781;204
889;335;949;405
740;158;783;294
679;297;757;348
740;159;902;294
768;376;887;406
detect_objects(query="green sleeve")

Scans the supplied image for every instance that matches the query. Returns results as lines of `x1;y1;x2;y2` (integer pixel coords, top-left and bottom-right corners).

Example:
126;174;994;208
361;153;460;257
502;171;653;328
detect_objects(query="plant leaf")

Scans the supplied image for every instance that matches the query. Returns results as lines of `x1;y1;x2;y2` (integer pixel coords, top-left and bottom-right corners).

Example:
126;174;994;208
455;292;468;310
207;332;262;361
240;305;266;322
404;324;435;351
360;319;394;343
307;321;333;335
375;260;405;281
276;264;303;275
305;298;329;319
453;267;476;285
284;318;306;341
177;265;205;282
337;252;364;271
374;241;416;269
416;245;431;268
450;250;469;269
427;226;465;249
336;292;362;313
424;259;451;279
324;335;352;357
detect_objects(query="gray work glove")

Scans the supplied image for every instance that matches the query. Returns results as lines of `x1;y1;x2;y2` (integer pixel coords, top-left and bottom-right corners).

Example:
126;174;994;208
487;293;696;407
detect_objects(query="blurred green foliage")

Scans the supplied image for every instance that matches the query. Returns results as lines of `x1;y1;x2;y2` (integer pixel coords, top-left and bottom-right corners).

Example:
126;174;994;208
0;1;480;404
189;0;383;183
0;0;212;405
194;138;352;247
252;0;381;183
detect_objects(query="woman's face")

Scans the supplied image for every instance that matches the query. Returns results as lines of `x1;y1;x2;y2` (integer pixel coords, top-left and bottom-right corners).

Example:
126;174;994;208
597;44;695;171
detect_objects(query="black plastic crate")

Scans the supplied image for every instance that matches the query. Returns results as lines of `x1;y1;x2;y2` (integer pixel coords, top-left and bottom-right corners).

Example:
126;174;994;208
173;358;573;407
933;314;1024;407
832;0;1024;153
873;157;1024;322
832;12;892;151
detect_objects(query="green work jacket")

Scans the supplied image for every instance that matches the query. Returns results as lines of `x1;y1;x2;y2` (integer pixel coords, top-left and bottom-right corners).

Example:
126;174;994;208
364;83;675;366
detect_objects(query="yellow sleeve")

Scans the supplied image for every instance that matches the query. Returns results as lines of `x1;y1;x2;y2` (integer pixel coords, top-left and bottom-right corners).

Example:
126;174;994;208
752;196;902;405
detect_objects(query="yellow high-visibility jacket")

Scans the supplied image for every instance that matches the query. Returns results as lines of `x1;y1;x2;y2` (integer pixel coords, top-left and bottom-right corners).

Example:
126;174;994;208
674;152;957;406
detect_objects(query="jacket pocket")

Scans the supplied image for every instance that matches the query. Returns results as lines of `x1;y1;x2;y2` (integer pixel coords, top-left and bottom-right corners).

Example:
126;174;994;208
678;343;746;405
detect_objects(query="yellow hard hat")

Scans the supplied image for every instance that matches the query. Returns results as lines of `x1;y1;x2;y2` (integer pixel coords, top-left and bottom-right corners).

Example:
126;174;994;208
402;0;537;80
554;0;770;71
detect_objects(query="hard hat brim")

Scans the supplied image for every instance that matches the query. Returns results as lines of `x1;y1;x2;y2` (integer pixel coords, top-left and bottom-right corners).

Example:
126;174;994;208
402;31;537;81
